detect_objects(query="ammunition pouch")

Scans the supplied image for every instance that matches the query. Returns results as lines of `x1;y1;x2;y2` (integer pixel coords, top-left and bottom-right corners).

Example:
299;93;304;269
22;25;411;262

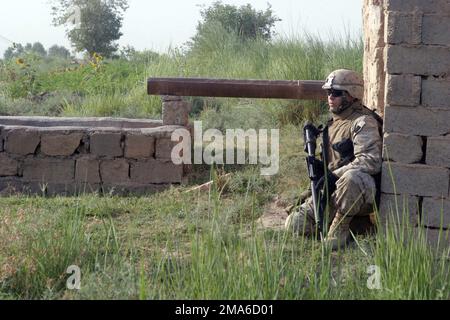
332;138;355;168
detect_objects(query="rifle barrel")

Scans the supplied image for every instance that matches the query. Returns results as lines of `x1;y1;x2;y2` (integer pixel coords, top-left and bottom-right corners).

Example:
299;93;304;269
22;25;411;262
148;77;326;100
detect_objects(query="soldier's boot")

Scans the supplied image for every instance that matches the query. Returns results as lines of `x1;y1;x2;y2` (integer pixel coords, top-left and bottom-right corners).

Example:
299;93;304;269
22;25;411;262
323;212;353;250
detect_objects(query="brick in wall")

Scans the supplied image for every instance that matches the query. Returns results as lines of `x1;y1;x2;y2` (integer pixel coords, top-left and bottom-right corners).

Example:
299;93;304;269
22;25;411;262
130;160;183;184
385;11;422;45
422;78;450;109
402;226;450;249
5;128;40;155
385;74;421;107
422;228;450;248
125;133;155;159
423;14;450;46
426;135;450;168
41;132;83;156
381;162;449;197
156;138;178;161
384;106;450;136
383;133;423;163
386;45;450;76
0;153;18;177
100;159;129;183
22;159;75;183
75;158;101;184
379;193;420;226
90;132;123;157
422;197;450;229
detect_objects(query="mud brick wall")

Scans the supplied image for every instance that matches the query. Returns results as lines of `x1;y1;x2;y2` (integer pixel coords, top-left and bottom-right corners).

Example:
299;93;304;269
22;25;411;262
363;0;450;246
0;98;191;196
363;0;386;116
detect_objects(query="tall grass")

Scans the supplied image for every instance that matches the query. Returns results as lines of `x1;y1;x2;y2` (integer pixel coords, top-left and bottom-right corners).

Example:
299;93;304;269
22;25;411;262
0;196;133;299
1;29;362;123
374;223;450;299
0;165;448;299
0;198;87;298
144;30;363;124
131;172;448;300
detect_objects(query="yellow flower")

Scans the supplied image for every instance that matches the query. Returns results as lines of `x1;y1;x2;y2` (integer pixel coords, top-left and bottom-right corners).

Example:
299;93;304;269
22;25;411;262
92;52;103;62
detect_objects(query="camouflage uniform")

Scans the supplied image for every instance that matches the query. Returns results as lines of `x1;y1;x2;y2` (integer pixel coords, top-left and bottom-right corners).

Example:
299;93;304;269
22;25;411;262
285;70;383;247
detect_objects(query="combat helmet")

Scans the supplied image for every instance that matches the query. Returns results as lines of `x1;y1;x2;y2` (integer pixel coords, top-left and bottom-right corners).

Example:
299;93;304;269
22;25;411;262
322;69;364;101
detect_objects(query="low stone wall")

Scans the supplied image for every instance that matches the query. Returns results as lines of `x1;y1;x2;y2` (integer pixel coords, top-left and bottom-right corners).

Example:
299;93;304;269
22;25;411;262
0;97;191;196
0;116;164;129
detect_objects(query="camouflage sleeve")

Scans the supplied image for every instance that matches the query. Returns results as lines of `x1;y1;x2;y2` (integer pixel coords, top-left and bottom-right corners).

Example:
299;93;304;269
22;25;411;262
333;115;382;177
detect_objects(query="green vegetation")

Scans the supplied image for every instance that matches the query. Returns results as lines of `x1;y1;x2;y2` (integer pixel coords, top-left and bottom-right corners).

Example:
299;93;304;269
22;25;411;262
191;1;281;44
51;0;129;57
1;2;448;300
1;29;362;122
1;153;448;299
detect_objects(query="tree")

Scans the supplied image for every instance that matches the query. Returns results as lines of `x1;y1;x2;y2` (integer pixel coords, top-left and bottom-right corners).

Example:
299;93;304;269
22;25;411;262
3;42;47;60
31;42;47;56
193;1;281;43
3;43;24;60
48;45;71;59
24;43;33;52
51;0;129;57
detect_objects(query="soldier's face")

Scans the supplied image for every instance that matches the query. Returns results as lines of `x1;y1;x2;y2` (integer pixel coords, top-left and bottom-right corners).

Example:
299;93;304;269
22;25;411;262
327;90;344;112
328;96;343;112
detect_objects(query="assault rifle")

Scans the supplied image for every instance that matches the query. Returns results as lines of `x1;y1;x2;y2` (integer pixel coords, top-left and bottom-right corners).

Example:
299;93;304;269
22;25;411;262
303;122;327;239
303;122;356;239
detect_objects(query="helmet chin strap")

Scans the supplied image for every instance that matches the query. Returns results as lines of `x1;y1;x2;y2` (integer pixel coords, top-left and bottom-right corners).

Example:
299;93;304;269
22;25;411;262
331;93;353;115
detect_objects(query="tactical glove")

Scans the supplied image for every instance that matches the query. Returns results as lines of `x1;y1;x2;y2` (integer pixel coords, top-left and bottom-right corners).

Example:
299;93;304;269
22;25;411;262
316;171;339;196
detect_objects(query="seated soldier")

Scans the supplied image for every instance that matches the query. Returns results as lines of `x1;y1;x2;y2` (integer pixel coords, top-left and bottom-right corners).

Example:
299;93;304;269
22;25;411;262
285;69;383;250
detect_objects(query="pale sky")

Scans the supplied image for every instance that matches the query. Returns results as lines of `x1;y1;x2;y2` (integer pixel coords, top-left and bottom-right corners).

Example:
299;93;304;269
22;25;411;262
0;0;363;56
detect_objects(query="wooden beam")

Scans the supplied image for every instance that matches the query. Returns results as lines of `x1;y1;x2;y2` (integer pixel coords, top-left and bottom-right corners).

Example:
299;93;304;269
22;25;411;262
148;77;326;100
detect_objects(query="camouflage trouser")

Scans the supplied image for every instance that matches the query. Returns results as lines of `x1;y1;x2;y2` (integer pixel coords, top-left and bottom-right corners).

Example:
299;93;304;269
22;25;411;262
285;169;377;236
